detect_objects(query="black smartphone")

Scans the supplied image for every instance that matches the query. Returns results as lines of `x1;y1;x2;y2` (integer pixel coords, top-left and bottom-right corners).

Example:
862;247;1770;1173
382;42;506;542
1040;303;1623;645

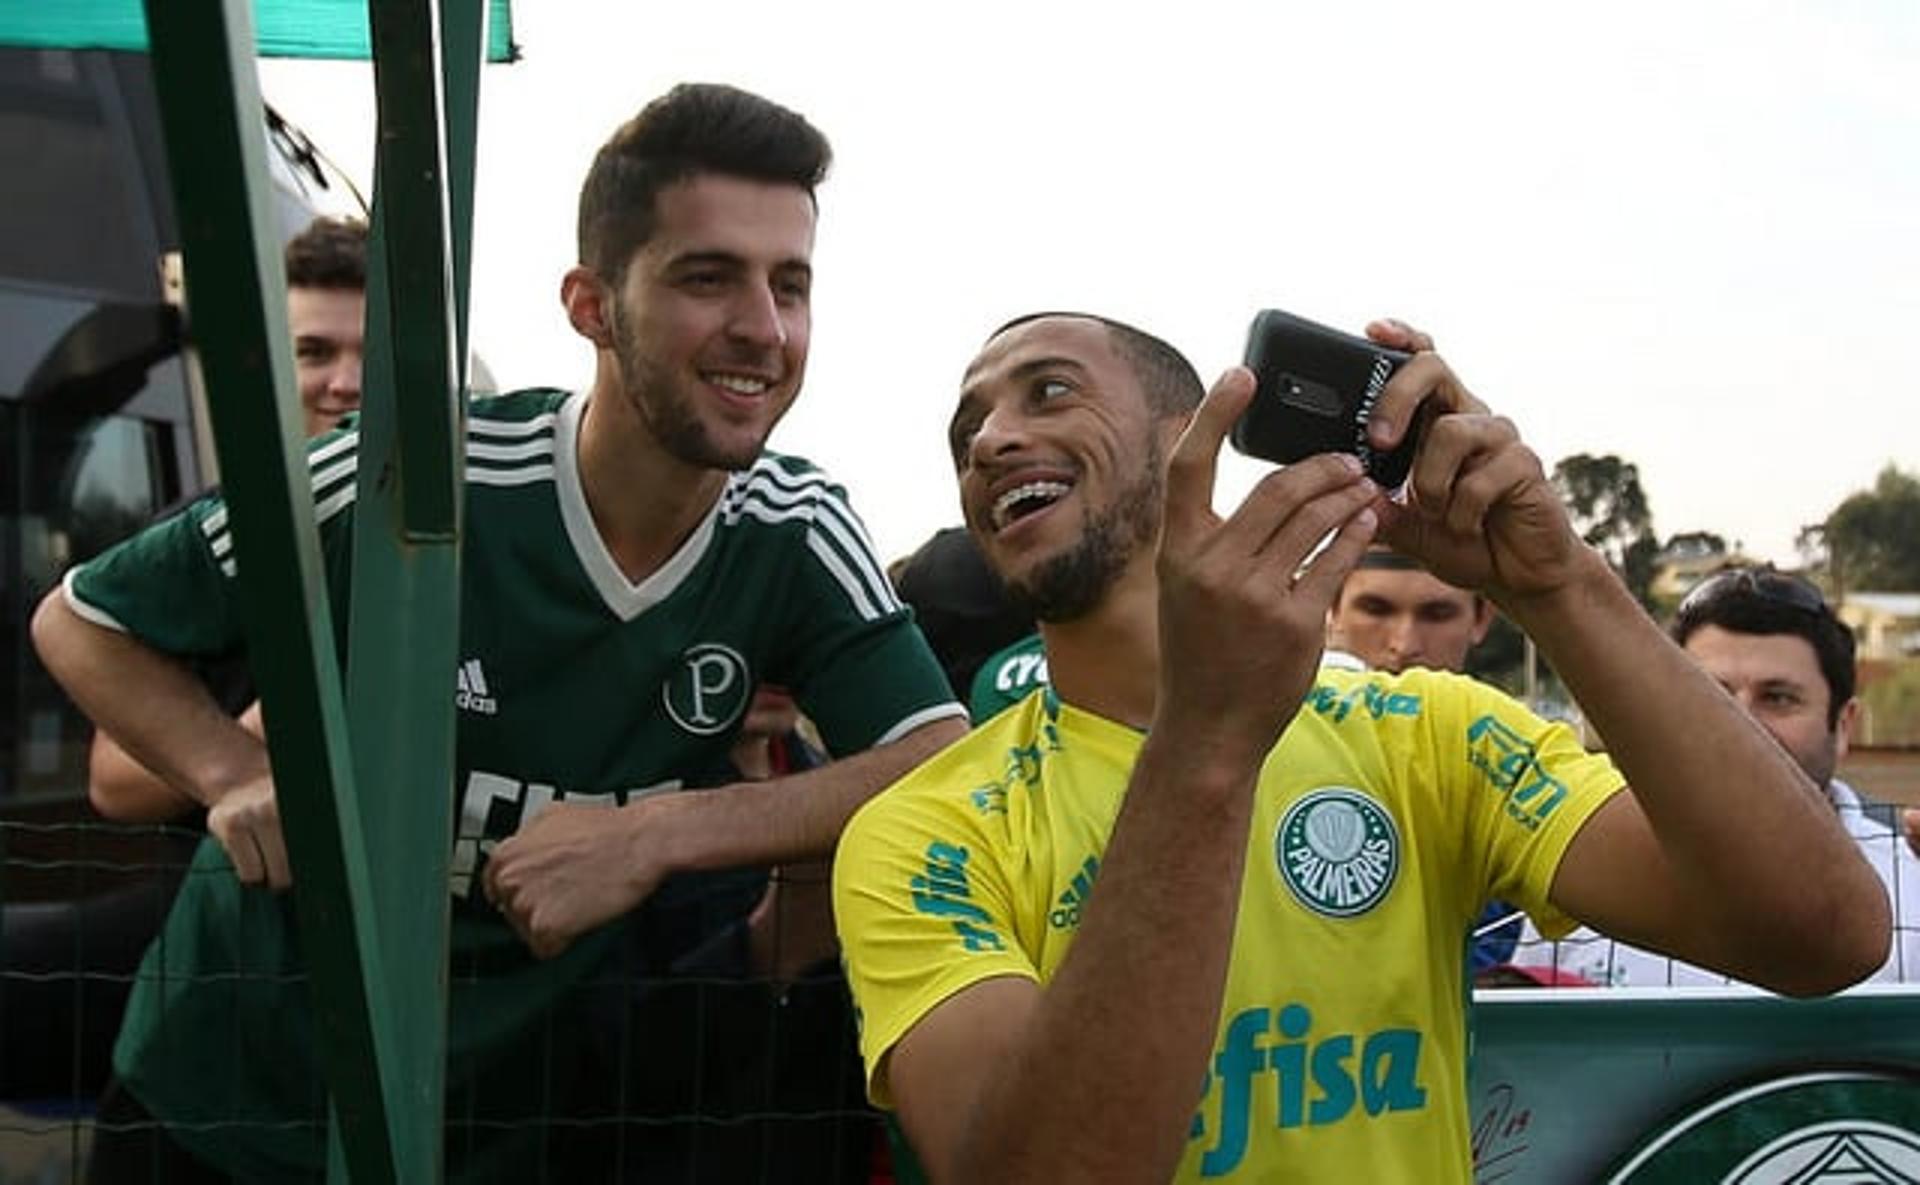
1230;308;1429;488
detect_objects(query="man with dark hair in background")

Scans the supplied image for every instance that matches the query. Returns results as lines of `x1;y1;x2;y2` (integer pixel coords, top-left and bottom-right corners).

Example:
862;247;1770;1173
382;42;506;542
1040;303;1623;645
86;215;370;823
1325;546;1520;975
36;83;964;1183
39;217;369;1125
1514;566;1919;986
1326;546;1492;674
891;525;1035;704
834;311;1887;1183
281;215;367;437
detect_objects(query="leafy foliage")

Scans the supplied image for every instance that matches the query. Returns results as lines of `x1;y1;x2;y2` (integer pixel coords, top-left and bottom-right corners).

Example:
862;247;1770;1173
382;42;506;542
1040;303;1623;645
1820;465;1920;593
1551;453;1659;608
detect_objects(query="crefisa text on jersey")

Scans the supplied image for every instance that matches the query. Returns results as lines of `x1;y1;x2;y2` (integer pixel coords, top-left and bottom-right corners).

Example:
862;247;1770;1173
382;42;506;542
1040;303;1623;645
1191;1001;1427;1177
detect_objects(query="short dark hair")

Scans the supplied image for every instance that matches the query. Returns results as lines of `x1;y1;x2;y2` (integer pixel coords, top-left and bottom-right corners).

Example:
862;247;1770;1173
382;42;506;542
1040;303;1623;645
1671;567;1857;726
1343;545;1485;601
577;82;832;283
284;216;367;291
892;527;1035;700
986;312;1204;417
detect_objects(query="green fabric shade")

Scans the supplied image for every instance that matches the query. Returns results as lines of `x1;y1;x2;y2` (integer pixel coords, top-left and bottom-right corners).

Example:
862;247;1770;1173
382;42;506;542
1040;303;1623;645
0;0;517;62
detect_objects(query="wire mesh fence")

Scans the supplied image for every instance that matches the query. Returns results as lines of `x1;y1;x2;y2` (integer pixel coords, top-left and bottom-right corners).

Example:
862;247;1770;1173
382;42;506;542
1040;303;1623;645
6;793;1917;1182
1484;790;1920;991
2;823;886;1184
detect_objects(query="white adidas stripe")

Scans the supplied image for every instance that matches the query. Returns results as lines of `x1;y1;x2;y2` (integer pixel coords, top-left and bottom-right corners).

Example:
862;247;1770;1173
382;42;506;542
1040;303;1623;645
311;453;357;500
809;503;901;614
466;437;555;464
728;467;901;619
314;482;357;526
469;464;555;487
467;411;558;439
805;529;887;621
199;433;362;548
735;464;830;508
310;432;359;468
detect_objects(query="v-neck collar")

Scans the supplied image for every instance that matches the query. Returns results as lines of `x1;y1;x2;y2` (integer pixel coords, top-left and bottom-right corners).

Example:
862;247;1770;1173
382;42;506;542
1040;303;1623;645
553;393;722;622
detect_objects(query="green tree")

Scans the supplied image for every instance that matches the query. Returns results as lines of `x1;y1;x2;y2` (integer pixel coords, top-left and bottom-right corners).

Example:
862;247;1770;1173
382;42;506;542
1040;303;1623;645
1820;465;1920;593
1552;453;1659;608
1795;522;1829;579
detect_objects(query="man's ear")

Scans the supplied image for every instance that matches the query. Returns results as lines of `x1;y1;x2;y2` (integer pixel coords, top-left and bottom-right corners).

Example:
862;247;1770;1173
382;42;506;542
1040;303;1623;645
1470;597;1495;645
1833;696;1861;764
561;265;613;348
1157;413;1193;463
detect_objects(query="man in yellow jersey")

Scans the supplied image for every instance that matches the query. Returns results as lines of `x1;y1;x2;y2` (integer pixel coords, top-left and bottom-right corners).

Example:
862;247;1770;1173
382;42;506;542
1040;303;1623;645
832;312;1890;1183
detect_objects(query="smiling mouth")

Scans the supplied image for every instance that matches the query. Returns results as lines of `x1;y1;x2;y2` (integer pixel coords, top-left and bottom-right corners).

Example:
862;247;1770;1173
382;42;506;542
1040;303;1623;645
704;371;776;397
990;480;1071;531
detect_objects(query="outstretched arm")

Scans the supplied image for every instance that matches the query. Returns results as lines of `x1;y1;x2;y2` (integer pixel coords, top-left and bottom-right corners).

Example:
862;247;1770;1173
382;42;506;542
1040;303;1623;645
1364;323;1888;994
1506;559;1885;994
34;591;291;887
882;373;1380;1185
484;711;966;959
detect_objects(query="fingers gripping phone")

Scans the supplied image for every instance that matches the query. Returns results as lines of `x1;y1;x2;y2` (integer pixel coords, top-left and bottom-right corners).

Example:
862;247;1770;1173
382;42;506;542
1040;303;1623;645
1230;309;1432;489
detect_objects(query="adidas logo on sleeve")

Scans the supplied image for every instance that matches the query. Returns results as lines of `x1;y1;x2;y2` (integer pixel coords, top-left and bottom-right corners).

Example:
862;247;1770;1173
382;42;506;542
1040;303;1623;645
455;658;498;716
1048;855;1101;930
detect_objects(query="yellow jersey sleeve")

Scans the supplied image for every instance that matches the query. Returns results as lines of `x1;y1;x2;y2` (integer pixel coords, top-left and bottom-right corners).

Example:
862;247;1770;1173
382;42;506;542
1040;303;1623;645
834;721;1041;1107
1438;674;1626;939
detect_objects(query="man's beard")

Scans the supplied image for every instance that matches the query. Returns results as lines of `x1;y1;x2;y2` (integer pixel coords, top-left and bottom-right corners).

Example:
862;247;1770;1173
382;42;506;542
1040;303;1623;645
608;302;762;472
1005;439;1163;623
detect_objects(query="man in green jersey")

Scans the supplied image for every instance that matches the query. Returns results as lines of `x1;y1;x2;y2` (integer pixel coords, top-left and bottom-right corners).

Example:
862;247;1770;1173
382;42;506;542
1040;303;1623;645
832;312;1888;1183
86;215;371;826
34;83;965;1182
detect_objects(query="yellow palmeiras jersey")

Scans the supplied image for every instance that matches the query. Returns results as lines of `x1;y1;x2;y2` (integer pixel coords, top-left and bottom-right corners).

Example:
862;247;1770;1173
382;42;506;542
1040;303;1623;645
835;666;1625;1183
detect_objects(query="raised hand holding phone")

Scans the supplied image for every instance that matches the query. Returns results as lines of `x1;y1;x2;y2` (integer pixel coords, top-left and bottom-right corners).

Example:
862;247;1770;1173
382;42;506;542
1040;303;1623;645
1230;308;1432;489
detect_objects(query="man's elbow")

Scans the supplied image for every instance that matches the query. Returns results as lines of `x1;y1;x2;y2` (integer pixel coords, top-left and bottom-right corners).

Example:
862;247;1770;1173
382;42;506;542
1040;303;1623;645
29;583;117;694
87;739;193;824
1769;877;1891;998
29;586;78;676
87;767;133;821
86;778;161;824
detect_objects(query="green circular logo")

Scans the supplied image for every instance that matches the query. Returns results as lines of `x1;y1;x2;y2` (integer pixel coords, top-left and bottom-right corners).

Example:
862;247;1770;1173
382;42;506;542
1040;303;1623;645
1275;787;1399;918
1604;1070;1920;1183
662;642;752;737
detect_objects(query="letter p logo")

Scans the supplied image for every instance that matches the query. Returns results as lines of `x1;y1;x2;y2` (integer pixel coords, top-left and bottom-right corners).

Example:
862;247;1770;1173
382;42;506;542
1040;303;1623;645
663;642;753;736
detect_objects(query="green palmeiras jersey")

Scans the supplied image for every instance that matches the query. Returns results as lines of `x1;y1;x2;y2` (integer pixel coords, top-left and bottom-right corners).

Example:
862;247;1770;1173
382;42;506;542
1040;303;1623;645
968;631;1048;721
65;388;963;1181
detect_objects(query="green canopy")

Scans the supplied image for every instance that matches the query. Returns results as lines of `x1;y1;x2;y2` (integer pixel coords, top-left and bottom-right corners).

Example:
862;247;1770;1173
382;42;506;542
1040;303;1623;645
0;0;516;61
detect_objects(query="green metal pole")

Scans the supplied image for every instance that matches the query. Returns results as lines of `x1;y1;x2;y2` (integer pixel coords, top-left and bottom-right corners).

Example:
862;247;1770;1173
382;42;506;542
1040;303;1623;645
442;0;483;383
337;0;480;1179
140;1;406;1181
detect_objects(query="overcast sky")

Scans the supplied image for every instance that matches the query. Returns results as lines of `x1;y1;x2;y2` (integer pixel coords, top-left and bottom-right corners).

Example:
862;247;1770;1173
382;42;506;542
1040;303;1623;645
258;0;1919;569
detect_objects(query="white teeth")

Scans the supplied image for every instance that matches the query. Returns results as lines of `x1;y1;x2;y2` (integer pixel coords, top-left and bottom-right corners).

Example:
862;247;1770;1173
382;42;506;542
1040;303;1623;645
991;481;1070;530
708;373;771;396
